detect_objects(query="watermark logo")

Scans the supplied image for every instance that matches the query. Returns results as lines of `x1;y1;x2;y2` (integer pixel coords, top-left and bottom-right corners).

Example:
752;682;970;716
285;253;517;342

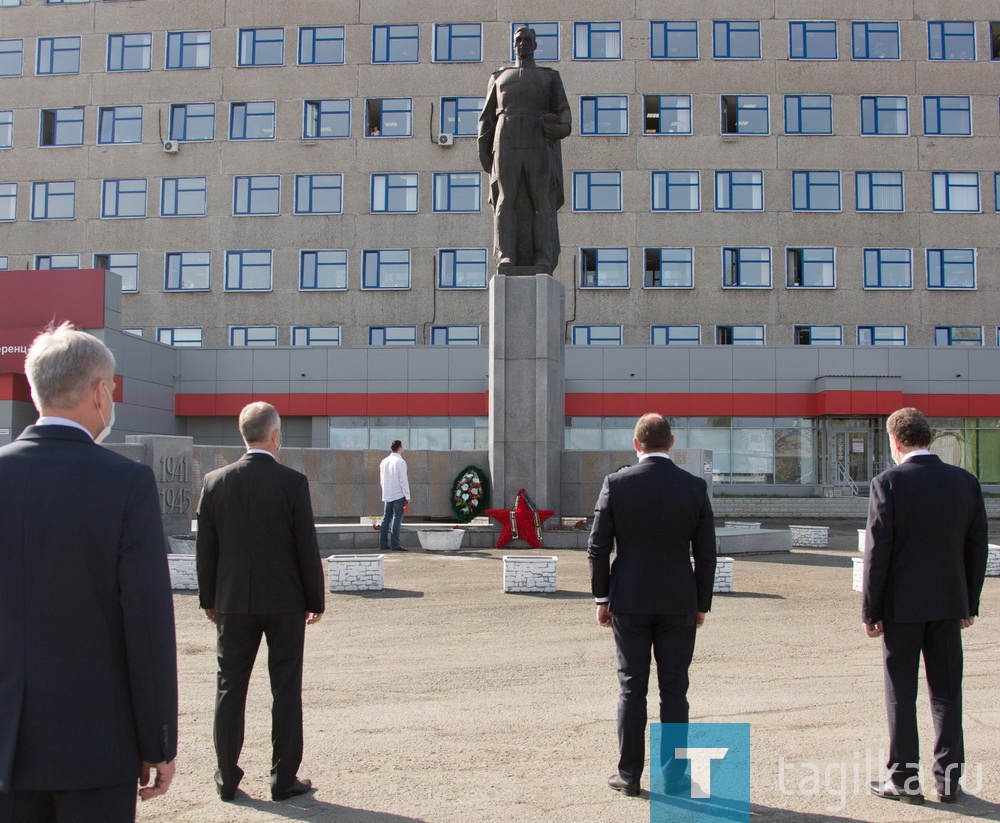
651;723;750;823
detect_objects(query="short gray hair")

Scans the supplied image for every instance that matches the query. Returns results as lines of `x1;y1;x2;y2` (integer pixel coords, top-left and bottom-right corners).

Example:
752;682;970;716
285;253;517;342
25;322;115;411
239;401;280;444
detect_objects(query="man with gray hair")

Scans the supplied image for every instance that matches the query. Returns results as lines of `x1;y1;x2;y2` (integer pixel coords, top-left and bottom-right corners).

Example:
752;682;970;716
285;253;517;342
0;322;178;822
196;401;325;803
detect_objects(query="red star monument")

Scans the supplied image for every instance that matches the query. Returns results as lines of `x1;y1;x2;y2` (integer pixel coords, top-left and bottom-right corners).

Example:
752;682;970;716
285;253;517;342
486;488;555;549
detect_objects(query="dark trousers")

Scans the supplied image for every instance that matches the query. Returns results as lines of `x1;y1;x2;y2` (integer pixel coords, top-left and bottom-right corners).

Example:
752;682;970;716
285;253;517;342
0;783;136;823
612;613;697;784
882;618;964;793
215;612;306;793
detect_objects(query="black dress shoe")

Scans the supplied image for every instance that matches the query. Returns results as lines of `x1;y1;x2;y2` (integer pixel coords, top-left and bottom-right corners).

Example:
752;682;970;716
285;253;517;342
216;785;237;802
869;780;924;804
272;777;313;801
608;774;640;796
938;785;962;804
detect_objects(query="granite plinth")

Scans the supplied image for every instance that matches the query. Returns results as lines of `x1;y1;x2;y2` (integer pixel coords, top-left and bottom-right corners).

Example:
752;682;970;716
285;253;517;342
715;527;792;555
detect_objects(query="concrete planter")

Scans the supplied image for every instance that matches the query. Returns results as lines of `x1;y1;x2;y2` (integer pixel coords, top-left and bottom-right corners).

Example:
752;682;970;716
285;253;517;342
417;529;465;551
692;555;734;593
857;529;866;553
503;555;557;593
724;521;760;530
789;525;829;548
988;544;1000;577
852;557;864;592
167;554;198;591
328;554;384;592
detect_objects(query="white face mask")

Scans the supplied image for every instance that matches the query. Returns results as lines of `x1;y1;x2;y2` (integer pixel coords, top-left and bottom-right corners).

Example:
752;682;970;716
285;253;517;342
96;383;116;444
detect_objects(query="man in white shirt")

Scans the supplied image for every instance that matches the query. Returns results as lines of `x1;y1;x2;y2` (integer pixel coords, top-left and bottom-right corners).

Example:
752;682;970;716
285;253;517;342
379;440;410;551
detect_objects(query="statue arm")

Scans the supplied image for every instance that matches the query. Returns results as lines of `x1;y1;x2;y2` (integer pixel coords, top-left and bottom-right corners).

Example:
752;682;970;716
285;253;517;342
478;75;499;173
543;72;572;142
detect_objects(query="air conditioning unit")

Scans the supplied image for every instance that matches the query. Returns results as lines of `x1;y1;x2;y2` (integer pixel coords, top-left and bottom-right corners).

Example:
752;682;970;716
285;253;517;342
162;140;179;153
437;133;454;147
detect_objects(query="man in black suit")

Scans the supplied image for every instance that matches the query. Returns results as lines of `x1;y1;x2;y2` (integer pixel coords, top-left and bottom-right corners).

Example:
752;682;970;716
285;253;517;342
864;407;988;805
588;413;716;796
0;323;177;822
196;401;325;802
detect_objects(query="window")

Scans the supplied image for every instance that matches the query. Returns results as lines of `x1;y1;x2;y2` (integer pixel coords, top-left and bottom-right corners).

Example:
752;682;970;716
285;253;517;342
997;172;1000;211
723;248;771;287
932;172;980;212
39;108;84;147
650;20;698;59
0;111;11;149
573;171;622;211
644;248;693;287
651;325;700;345
510;22;559;61
716;325;765;345
95;253;138;292
166;31;211;69
431;325;480;345
438;248;488;288
992;22;1000;61
935;326;982;346
233;175;280;216
107;33;151;71
858;326;906;346
101;178;146;218
157;327;203;347
789;21;838;59
238;28;284;66
786;248;835;288
572;325;623;345
97;105;142;145
860;96;908;135
230;101;276;140
651;171;699;211
580;247;628;288
794;325;842;345
160;177;207;217
852;21;900;59
369;326;416;346
230;326;278;347
580;95;628;135
169;103;215;142
715;171;764;210
362;249;410;289
300;250;347;290
0;182;16;221
225;250;272;291
791;171;841;211
36;36;81;75
371;173;418;213
721;94;768;134
863;248;912;288
365;98;412;137
164;251;210;290
643;94;691;135
372;24;418;63
856;172;904;211
927;249;976;288
298;26;344;65
713;20;761;59
928;21;976;60
31;181;74;220
440;97;484;137
0;39;23;77
574;22;621;59
0;257;7;270
303;99;350;138
123;329;144;337
784;95;832;134
923;96;972;136
433;172;480;212
292;326;341;346
295;174;343;214
434;23;481;62
35;254;80;269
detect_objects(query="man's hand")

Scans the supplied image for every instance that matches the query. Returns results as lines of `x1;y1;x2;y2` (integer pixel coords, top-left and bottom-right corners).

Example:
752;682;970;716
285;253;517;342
138;759;175;801
306;612;323;625
696;612;707;628
204;608;216;623
864;620;884;638
596;603;612;627
961;616;976;629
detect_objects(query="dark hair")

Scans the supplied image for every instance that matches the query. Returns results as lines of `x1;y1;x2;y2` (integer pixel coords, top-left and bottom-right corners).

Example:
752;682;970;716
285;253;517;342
391;440;403;452
633;413;672;452
886;407;932;448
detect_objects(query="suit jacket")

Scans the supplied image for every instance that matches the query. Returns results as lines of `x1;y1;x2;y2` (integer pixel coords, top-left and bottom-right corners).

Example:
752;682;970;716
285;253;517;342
0;425;178;792
196;453;325;615
863;453;988;624
588;456;717;615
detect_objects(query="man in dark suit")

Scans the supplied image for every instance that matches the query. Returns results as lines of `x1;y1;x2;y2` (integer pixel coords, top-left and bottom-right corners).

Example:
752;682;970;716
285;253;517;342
588;413;716;796
196;401;325;803
0;322;177;822
864;407;988;805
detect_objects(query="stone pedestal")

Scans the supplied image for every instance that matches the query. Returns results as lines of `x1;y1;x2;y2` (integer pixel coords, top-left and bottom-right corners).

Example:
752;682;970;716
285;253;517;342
124;435;195;537
167;554;198;590
503;555;557;593
789;525;829;548
852;557;864;592
692;555;734;593
328;554;384;591
987;544;1000;577
489;273;564;519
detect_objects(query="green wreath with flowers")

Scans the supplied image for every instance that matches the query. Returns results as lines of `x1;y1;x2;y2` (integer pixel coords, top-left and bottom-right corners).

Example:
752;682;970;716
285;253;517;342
450;465;490;522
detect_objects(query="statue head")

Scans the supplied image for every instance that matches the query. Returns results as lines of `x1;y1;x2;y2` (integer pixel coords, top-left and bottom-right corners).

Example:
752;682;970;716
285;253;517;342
513;26;537;61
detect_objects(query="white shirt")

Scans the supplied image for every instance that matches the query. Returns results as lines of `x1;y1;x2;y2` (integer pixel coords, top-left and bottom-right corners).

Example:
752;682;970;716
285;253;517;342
899;448;932;463
36;416;93;440
638;451;672;462
379;451;410;501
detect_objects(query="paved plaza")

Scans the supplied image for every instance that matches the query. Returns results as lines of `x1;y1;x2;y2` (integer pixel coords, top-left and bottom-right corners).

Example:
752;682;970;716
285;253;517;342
141;521;1000;823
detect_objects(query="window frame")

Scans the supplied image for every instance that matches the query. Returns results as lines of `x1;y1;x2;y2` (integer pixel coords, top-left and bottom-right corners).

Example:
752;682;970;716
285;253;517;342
232;174;281;217
716;324;765;345
291;326;342;346
573;21;622;60
229;101;276;141
712;20;761;59
0;38;24;78
106;32;152;72
722;247;772;288
644;247;694;288
230;326;278;347
651;171;700;212
852;21;900;60
157;327;204;347
165;30;211;70
294;173;343;215
793;325;843;346
643;94;692;135
440;96;485;137
169;102;215;142
791;170;841;212
860;95;909;136
372;24;419;64
573;171;623;212
35;253;81;270
369;326;417;346
651;325;701;345
160;176;207;217
935;326;983;346
715;170;764;211
922;95;972;136
237;27;284;67
0;182;17;222
36;36;81;75
927;21;976;61
579;247;629;288
371;173;419;214
650;20;698;60
572;325;624;345
863;248;913;289
95;252;139;292
164;251;211;291
365;98;413;137
0;110;12;149
300;249;348;290
783;94;833;135
30;180;75;220
786;247;836;288
97;105;142;145
432;172;481;213
438;248;488;289
39;107;84;147
303;99;350;139
788;20;838;60
298;26;345;66
430;325;481;345
926;248;976;289
857;326;907;346
362;249;411;289
101;178;147;219
224;250;273;291
720;94;769;134
931;172;980;213
580;95;628;136
855;171;904;212
433;23;482;62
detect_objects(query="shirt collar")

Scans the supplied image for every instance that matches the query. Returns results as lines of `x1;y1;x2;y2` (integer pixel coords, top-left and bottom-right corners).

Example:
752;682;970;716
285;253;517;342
638;451;672;462
900;449;932;463
36;416;94;440
246;448;276;459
